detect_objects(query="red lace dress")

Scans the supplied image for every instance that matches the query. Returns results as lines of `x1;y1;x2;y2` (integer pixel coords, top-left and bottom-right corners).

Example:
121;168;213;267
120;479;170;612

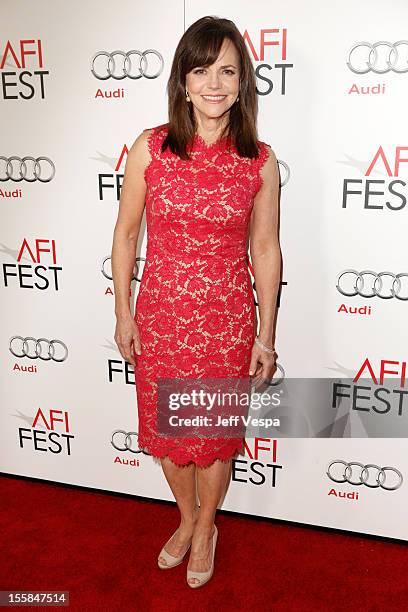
134;123;271;467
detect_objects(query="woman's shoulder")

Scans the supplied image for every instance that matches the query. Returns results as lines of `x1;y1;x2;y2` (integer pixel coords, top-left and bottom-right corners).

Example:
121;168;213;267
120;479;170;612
126;123;166;164
254;138;277;168
256;138;275;157
140;123;169;154
130;123;169;161
251;139;278;192
142;122;169;139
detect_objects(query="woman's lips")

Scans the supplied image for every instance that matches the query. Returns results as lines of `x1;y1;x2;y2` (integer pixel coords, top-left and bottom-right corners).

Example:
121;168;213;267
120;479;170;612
201;95;227;104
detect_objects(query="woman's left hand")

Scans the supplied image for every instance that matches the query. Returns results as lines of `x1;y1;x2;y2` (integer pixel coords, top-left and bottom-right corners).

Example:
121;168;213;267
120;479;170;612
249;343;277;391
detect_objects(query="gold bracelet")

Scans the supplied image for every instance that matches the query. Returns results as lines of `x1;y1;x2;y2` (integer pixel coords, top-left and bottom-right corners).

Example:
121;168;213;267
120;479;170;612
255;336;275;354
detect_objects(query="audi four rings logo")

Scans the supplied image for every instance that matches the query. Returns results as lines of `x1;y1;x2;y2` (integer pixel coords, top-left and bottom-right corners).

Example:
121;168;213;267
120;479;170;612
347;41;408;74
336;270;408;300
101;255;144;281
9;336;68;362
111;430;150;454
266;362;285;386
277;160;289;187
0;156;56;182
91;50;164;80
327;460;403;490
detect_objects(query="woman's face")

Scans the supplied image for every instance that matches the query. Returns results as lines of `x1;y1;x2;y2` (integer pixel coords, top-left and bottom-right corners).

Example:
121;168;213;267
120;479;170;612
185;38;240;123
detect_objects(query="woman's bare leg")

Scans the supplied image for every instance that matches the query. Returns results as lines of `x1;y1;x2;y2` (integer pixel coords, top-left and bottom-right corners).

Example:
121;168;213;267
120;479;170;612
187;459;231;583
158;457;199;563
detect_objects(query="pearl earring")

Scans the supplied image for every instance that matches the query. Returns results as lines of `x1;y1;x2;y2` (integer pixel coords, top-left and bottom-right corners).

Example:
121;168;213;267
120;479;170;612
185;90;190;102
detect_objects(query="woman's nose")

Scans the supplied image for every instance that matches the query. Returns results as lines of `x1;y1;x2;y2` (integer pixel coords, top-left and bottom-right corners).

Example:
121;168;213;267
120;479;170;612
207;72;221;88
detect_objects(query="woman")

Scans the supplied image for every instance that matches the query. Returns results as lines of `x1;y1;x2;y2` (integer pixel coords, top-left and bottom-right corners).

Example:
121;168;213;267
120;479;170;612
111;16;281;588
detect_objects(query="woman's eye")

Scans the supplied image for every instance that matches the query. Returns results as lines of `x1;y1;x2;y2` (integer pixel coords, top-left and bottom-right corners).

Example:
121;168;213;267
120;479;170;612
193;68;236;75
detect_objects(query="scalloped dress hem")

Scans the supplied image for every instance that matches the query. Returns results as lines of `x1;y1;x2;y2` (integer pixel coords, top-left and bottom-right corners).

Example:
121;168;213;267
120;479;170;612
139;440;245;468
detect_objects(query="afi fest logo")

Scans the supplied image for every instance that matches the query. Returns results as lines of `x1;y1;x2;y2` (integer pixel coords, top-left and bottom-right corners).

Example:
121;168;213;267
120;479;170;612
332;358;408;418
232;438;282;487
0;39;49;100
2;238;62;290
96;145;128;201
342;146;408;212
243;28;293;95
19;408;75;455
108;351;135;386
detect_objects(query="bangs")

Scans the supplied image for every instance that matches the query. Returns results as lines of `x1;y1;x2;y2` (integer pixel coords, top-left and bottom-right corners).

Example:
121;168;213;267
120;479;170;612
183;30;226;73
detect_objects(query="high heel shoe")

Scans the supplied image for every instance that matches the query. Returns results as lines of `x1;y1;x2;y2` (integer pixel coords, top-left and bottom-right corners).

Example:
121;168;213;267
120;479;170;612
186;525;218;588
157;529;192;569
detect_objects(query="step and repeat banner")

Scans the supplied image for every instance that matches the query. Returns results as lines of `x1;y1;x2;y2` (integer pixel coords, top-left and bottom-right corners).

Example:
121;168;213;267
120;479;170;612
1;0;407;541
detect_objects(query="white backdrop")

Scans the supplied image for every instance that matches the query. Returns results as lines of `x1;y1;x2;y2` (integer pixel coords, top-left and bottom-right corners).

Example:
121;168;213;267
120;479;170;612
1;0;407;541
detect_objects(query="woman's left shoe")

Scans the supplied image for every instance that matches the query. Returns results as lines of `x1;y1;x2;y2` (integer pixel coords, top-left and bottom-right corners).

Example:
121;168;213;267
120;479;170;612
186;525;218;588
157;529;192;569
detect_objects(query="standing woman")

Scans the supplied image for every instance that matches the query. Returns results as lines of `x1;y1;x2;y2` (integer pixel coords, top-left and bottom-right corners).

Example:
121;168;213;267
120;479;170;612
111;16;281;588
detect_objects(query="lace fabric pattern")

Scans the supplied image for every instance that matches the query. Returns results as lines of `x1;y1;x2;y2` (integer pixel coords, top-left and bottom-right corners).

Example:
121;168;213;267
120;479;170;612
134;123;271;467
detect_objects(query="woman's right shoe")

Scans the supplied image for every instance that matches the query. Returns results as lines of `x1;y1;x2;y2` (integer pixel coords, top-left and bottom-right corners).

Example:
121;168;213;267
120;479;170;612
157;529;192;569
186;525;218;588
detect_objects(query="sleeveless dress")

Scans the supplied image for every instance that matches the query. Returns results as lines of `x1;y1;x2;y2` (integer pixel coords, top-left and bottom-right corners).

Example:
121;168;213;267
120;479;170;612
134;123;271;467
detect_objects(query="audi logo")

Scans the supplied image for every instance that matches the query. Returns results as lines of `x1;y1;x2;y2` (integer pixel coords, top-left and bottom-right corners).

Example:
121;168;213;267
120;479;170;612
276;160;289;188
0;156;55;183
91;50;164;80
336;270;408;300
101;255;145;281
264;362;285;386
9;336;68;362
111;430;150;454
327;460;403;491
347;41;408;74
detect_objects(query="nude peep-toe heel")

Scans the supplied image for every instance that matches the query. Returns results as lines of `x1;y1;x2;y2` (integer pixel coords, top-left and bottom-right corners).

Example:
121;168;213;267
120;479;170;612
187;525;218;588
157;530;192;569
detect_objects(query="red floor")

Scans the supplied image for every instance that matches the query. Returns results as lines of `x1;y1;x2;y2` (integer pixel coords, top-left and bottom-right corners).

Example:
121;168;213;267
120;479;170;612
0;474;407;611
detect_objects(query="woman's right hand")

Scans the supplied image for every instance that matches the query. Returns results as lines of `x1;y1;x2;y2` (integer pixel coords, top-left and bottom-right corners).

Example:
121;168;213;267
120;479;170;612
114;314;141;366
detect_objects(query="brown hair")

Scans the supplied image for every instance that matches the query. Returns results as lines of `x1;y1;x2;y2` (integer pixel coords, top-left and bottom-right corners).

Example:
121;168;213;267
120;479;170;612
162;15;260;160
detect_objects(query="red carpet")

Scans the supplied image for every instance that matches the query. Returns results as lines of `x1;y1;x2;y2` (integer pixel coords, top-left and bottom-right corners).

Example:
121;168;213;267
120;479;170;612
0;474;407;611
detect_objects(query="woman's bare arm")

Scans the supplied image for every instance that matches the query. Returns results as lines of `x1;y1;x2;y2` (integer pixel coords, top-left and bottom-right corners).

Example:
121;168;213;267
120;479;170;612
111;129;151;363
249;146;281;379
111;129;151;319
